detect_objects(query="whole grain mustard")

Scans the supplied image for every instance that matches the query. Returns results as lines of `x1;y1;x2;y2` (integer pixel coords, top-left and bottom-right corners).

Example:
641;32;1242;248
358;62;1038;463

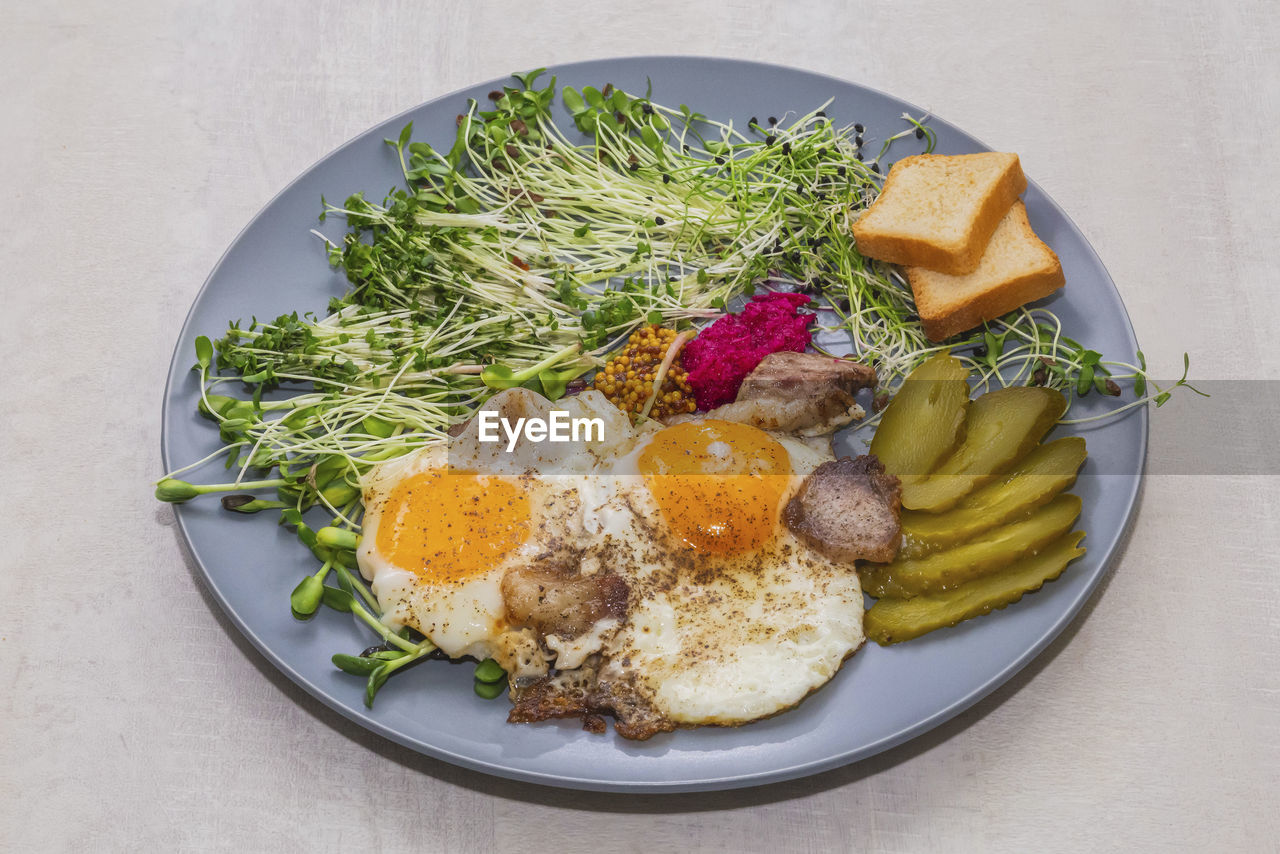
592;325;696;421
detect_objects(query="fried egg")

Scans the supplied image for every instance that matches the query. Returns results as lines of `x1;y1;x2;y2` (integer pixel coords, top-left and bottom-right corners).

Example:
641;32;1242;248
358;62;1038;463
357;390;638;678
586;418;864;732
357;388;866;736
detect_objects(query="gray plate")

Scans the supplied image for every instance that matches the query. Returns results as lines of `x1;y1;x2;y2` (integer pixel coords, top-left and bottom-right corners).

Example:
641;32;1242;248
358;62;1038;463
161;56;1146;793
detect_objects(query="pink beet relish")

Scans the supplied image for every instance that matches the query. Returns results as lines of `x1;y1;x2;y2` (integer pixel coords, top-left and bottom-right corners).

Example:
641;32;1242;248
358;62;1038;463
683;291;815;410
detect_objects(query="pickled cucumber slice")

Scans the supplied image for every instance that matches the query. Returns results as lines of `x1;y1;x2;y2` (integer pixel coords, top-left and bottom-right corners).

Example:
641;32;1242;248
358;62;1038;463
899;437;1087;558
870;353;970;481
901;386;1068;512
860;493;1082;599
864;530;1087;645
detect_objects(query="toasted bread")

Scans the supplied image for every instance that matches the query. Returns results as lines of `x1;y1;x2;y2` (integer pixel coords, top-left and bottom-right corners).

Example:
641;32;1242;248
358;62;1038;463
852;152;1027;274
906;201;1064;341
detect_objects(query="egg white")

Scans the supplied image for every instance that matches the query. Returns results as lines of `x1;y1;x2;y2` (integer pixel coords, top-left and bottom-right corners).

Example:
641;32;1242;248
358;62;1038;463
596;420;865;726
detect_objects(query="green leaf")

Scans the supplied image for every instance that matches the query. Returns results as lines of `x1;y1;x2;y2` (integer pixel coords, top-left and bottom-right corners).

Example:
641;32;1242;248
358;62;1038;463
316;526;361;551
562;87;586;115
1076;364;1095;397
511;68;546;90
1134;373;1146;397
536;364;587;401
197;394;238;420
640;125;661;153
280;405;315;429
474;658;506;683
290;576;324;618
361;414;396;439
582;86;604;110
365;665;390;708
1154;391;1172;407
369;649;408;661
321;585;355;613
333;654;383;676
334;567;355;596
295;522;318;548
221;495;286;514
194;336;213;370
481;364;521;389
982;331;1003;369
397;121;413;151
474;679;506;700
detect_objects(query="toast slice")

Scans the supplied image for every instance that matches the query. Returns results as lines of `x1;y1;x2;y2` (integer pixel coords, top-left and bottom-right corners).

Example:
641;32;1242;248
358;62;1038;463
907;201;1064;341
852;152;1027;274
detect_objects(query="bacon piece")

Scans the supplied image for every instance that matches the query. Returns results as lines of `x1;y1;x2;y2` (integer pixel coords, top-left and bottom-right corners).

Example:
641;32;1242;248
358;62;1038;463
507;660;676;740
783;455;903;563
681;351;876;435
500;565;628;639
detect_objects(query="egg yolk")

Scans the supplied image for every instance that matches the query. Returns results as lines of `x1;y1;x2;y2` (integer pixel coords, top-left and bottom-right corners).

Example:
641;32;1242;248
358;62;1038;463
637;419;792;555
374;469;530;582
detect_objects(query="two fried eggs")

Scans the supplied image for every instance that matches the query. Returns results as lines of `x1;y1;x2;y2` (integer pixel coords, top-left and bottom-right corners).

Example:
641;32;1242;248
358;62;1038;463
357;388;864;734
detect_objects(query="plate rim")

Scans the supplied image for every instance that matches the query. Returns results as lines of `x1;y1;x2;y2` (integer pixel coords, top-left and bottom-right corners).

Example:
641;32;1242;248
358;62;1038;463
161;54;1149;793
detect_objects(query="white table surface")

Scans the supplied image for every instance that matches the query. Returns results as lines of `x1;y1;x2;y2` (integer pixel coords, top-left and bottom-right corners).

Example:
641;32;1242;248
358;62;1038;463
2;1;1277;851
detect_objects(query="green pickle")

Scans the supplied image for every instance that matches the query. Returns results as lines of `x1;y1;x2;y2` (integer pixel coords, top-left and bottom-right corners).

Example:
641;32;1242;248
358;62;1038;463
899;437;1087;557
900;386;1068;512
865;530;1087;644
860;493;1082;599
870;352;970;483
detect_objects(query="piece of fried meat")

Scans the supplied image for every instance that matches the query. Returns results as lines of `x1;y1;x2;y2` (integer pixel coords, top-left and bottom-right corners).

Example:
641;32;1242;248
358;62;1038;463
676;351;877;436
783;454;903;563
